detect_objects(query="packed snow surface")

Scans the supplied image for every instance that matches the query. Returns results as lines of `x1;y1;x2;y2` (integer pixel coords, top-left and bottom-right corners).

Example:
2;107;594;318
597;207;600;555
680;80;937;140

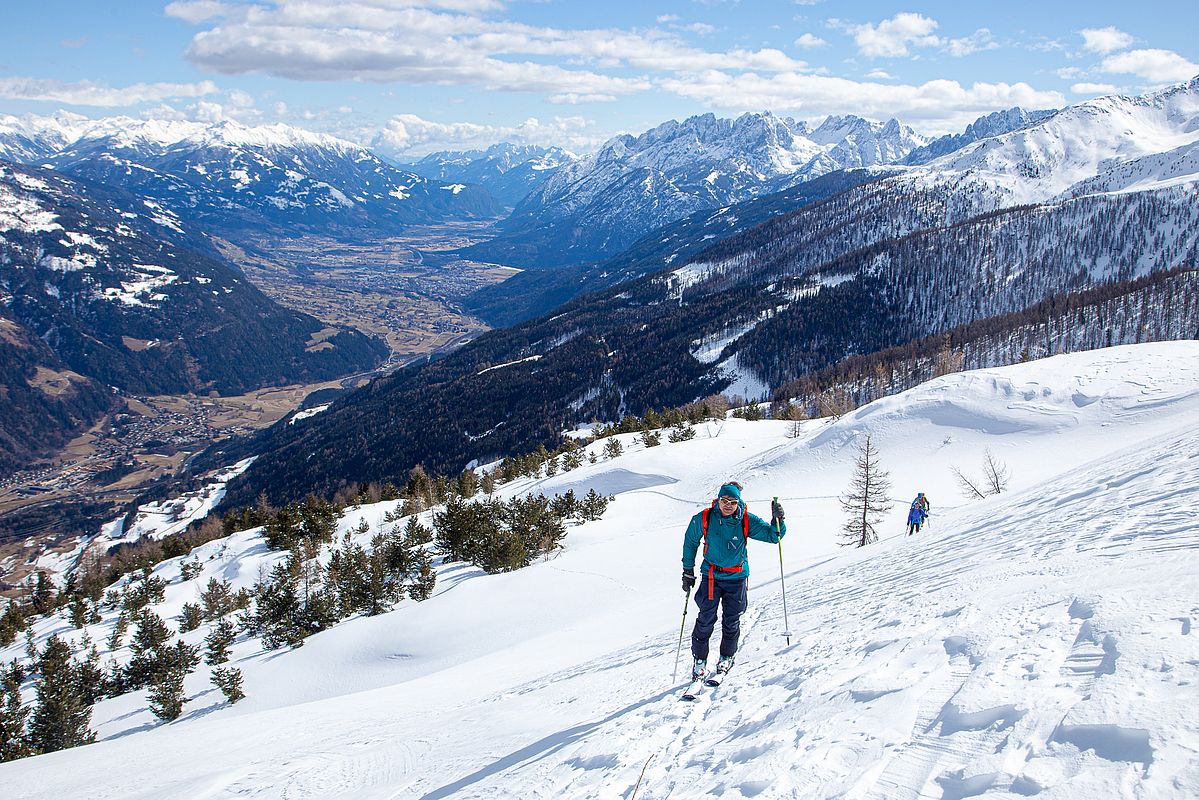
3;343;1197;798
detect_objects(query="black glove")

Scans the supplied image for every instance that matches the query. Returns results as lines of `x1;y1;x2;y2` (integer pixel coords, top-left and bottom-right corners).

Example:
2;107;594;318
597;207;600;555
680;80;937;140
771;499;785;522
682;569;696;592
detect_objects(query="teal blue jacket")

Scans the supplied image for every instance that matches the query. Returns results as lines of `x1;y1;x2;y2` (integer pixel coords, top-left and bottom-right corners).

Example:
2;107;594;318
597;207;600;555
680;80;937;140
682;502;785;581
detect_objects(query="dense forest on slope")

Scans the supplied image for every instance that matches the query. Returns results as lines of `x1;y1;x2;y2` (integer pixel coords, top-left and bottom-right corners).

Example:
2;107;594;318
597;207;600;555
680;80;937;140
218;180;1199;508
463;170;881;327
0;315;117;472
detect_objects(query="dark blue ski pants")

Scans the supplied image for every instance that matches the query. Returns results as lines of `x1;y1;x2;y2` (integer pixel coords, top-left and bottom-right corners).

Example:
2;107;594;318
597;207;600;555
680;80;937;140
691;575;748;661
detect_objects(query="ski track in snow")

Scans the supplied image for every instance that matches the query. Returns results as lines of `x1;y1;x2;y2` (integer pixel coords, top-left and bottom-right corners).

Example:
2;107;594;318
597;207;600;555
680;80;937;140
3;343;1199;799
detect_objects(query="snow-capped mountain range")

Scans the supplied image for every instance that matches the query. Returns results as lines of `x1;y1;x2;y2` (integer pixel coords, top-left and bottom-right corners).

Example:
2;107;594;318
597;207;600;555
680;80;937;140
0;113;500;238
901;75;1199;209
404;142;576;207
466;111;931;267
3;343;1197;798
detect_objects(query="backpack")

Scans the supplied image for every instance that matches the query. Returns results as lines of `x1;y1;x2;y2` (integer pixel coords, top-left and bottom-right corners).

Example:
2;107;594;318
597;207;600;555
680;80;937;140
698;499;750;599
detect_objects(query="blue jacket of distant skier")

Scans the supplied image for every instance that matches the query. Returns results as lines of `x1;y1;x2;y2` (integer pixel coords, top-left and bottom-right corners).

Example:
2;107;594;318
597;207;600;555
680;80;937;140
907;506;927;526
682;501;784;581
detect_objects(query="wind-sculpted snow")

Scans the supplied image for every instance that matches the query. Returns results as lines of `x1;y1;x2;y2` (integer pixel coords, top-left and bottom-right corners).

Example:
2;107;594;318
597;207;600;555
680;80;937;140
3;343;1198;798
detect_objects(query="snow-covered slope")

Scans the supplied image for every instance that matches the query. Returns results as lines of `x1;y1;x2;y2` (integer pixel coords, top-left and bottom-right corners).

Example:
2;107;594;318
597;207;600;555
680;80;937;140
0;113;500;235
908;75;1199;207
3;342;1198;798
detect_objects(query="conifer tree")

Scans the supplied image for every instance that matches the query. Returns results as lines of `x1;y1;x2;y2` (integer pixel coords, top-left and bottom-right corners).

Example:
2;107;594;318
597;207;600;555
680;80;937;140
28;636;94;753
839;434;892;547
147;666;186;722
0;660;31;763
205;618;237;666
200;578;235;621
106;612;129;651
125;610;173;689
178;603;203;633
211;666;245;704
604;438;623;460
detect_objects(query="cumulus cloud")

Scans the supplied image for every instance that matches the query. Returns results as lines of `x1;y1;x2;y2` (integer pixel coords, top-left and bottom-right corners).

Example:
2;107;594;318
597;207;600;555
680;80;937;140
794;33;826;48
943;29;997;57
1080;26;1134;55
373;112;604;156
1100;49;1199;83
846;12;941;58
173;0;810;102
164;1;232;24
0;77;219;106
656;71;1064;135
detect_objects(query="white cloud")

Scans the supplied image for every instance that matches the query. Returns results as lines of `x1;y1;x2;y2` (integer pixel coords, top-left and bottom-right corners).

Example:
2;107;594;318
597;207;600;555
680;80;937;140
794;33;826;48
847;12;941;58
164;1;231;24
175;1;809;103
656;71;1064;135
865;69;893;80
547;93;618;104
0;77;219;107
1080;26;1134;55
1100;49;1199;83
1056;67;1085;80
1071;82;1119;95
943;28;997;57
373;112;601;156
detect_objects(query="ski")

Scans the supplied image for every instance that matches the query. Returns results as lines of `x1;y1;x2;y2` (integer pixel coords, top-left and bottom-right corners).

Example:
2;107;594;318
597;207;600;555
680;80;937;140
680;675;706;701
704;672;726;687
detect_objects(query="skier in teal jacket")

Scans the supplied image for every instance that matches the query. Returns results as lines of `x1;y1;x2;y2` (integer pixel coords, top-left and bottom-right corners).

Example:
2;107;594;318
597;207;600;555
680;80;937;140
682;482;785;681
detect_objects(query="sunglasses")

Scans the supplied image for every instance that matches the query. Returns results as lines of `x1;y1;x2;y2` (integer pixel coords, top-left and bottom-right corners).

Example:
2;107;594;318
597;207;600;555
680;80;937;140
717;496;738;505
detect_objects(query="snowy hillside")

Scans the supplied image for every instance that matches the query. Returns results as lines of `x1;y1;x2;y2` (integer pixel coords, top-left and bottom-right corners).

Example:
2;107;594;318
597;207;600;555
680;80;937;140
907;76;1199;207
3;343;1198;798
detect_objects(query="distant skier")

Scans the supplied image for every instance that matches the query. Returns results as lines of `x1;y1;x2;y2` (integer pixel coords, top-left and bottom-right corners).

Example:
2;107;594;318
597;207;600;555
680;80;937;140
907;492;931;536
681;482;785;682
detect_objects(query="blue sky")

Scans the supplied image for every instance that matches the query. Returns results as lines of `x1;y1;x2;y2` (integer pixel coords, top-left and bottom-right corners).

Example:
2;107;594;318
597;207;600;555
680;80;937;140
2;1;1197;156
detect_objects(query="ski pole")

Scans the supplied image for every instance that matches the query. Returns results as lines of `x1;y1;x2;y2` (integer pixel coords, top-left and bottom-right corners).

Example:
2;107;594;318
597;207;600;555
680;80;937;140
774;496;792;647
672;587;690;684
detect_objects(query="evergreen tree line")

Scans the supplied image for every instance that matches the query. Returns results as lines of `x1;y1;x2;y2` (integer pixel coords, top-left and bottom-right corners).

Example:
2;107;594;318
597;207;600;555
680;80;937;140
769;268;1199;419
244;516;436;650
0;567;252;763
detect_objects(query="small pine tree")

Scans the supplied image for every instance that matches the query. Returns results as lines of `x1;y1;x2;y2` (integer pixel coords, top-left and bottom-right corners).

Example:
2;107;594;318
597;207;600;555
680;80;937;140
179;559;203;582
205;618;237;666
211;666;245;704
200;578;235;621
106;612;129;651
580;489;611;521
147;667;186;722
178;603;203;633
641;429;661;448
839;434;892;548
125;610;173;689
68;595;89;630
603;438;623;460
668;424;696;443
28;636;94;753
0;660;31;763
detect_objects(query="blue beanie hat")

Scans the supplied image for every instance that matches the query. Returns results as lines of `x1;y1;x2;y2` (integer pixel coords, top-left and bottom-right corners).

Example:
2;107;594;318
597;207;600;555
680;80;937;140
718;483;742;504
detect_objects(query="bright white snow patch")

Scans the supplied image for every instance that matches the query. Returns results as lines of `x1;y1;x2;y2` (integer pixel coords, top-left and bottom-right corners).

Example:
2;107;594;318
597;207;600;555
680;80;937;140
440;183;467;194
476;355;542;375
289;405;330;424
